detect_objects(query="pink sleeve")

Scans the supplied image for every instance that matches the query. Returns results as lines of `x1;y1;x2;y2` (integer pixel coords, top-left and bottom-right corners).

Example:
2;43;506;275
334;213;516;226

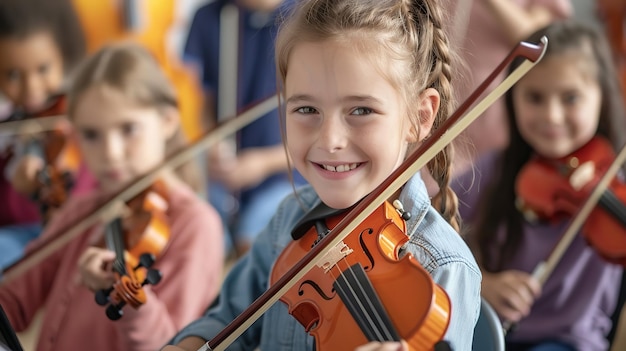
0;195;94;331
113;196;224;350
532;0;574;19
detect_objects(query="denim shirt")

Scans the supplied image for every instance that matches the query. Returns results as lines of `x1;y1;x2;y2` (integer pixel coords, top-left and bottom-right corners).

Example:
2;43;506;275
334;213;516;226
171;173;481;350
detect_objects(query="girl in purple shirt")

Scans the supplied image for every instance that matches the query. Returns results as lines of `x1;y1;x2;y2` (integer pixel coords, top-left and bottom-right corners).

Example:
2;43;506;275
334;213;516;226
453;21;625;351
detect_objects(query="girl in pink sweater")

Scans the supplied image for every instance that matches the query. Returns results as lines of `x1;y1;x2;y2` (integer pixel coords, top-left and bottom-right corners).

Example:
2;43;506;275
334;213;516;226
0;42;224;351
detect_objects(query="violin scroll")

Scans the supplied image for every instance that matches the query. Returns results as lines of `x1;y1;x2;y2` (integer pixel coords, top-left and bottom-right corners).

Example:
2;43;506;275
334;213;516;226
93;181;170;320
98;253;163;321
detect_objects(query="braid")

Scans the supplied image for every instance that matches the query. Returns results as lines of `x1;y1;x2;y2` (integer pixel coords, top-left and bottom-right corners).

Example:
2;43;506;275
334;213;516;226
418;0;461;232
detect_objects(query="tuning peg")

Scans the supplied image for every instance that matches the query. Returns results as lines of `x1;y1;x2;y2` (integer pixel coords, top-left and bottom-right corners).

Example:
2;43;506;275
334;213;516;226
95;287;113;306
62;171;74;190
134;253;156;270
142;269;162;286
105;303;124;321
392;200;412;221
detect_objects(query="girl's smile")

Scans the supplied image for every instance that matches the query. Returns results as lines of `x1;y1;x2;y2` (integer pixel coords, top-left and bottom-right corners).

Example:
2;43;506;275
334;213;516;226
313;161;365;180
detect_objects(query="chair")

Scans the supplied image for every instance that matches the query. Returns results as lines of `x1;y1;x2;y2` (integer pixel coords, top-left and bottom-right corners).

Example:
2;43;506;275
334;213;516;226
472;297;506;351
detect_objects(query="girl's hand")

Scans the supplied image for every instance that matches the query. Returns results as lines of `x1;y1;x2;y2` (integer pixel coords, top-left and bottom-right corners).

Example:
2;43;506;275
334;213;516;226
481;270;541;323
10;155;43;195
77;247;116;292
355;341;408;351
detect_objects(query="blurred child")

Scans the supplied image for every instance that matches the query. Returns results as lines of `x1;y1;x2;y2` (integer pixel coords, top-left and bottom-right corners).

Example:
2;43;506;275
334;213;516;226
453;21;625;351
184;0;306;256
0;0;91;268
0;43;224;351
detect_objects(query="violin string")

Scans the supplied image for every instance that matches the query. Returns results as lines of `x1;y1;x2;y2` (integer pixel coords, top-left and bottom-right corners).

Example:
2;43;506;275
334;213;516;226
107;218;127;275
332;257;397;342
343;261;396;341
598;190;626;227
330;268;379;341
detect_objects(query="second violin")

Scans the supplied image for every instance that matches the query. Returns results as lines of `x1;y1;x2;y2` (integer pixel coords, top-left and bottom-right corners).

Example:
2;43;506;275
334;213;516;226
94;180;169;320
516;136;626;266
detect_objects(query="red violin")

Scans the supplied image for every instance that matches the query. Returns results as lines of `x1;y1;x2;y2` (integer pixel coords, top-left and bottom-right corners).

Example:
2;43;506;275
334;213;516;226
94;180;170;320
3;94;80;223
515;136;626;266
270;200;451;350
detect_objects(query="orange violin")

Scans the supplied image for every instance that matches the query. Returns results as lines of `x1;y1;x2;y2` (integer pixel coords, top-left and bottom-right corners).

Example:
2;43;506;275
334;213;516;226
4;94;80;223
270;201;450;350
515;136;626;266
94;180;169;320
198;38;546;351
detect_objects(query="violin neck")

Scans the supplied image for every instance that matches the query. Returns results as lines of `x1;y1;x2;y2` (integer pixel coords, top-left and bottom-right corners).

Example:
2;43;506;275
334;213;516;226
105;218;127;273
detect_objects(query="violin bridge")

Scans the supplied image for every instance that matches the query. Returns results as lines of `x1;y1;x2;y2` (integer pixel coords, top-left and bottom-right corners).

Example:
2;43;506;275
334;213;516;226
317;241;353;273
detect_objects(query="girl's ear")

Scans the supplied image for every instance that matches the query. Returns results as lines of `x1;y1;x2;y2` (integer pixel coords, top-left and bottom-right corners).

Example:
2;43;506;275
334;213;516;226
161;106;181;140
409;88;440;143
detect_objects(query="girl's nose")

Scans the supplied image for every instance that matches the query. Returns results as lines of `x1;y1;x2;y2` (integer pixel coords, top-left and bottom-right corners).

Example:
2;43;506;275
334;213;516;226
103;133;125;162
543;99;565;124
317;114;348;153
22;73;47;112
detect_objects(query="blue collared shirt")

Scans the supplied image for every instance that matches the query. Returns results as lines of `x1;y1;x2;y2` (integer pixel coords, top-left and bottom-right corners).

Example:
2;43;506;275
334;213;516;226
171;173;481;350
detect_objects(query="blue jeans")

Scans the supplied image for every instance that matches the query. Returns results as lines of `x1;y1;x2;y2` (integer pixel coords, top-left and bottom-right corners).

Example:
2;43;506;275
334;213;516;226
0;223;42;269
208;180;294;252
507;341;576;351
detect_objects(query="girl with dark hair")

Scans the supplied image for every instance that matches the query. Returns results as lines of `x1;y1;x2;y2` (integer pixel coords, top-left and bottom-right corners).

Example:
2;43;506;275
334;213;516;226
0;0;91;268
453;20;626;351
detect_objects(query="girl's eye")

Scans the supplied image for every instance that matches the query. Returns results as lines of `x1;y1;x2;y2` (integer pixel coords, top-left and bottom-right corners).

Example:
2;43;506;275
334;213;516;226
80;129;99;141
563;93;578;105
121;122;138;136
351;107;372;116
5;69;19;82
38;63;50;75
525;92;543;105
295;106;317;114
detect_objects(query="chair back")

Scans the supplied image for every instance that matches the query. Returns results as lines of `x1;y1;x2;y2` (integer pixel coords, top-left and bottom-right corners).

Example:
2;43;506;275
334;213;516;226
472;297;505;351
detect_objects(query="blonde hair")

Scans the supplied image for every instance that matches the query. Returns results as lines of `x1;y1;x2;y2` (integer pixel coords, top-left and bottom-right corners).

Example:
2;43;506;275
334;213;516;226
67;42;202;192
275;0;460;231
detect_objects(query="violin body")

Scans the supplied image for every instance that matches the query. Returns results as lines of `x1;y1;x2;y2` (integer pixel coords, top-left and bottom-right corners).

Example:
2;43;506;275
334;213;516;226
516;137;626;266
6;94;80;222
269;201;450;351
33;128;81;221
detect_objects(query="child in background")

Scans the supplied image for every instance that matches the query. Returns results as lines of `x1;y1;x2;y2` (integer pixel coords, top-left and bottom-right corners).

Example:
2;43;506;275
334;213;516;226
183;0;306;256
164;0;481;350
0;43;224;351
453;21;625;351
445;0;572;176
0;0;92;268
